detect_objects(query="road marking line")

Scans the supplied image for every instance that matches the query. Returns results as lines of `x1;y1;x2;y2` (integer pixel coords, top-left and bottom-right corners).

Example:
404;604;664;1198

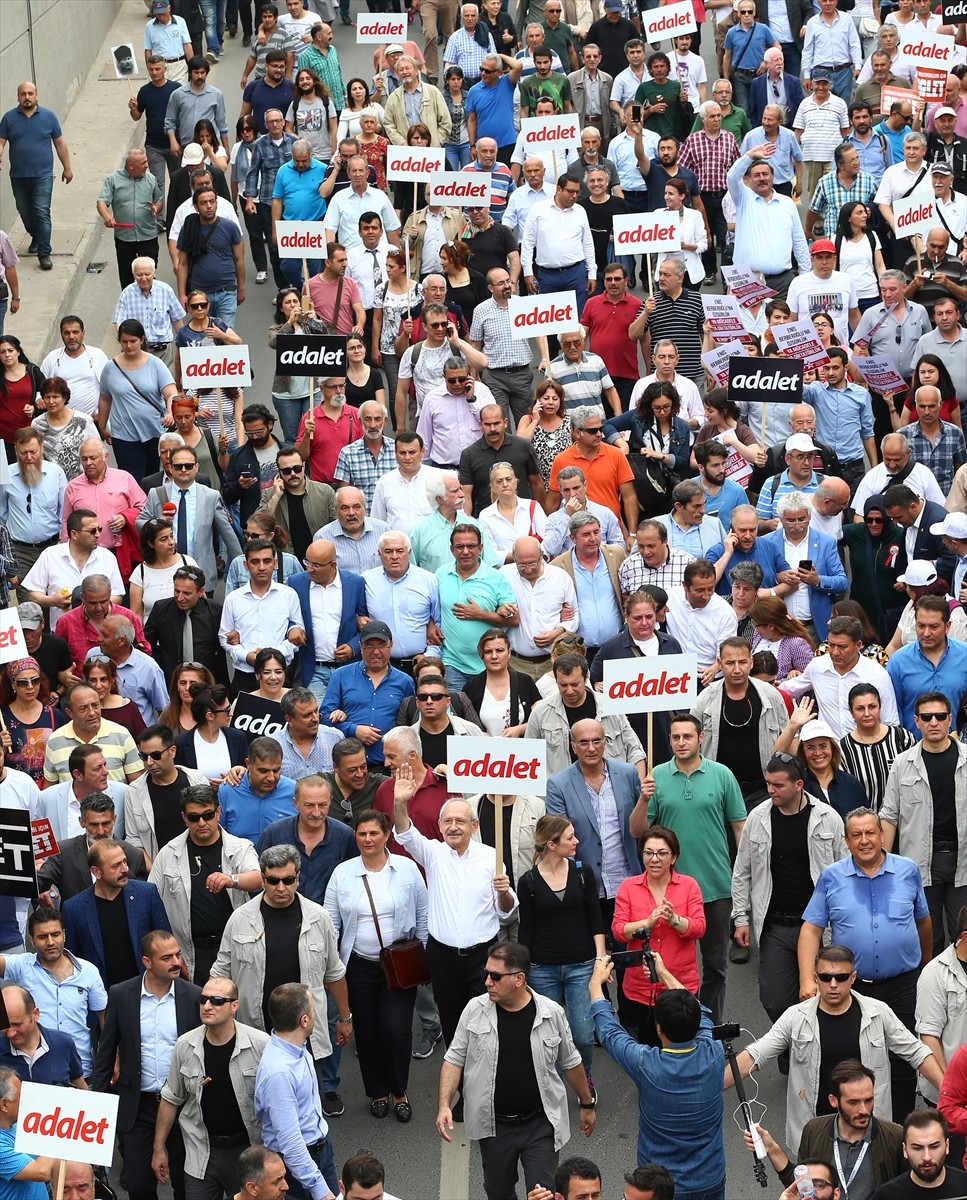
440;1126;470;1200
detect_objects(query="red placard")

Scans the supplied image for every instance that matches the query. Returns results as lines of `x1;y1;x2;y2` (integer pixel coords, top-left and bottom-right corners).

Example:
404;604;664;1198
31;819;59;861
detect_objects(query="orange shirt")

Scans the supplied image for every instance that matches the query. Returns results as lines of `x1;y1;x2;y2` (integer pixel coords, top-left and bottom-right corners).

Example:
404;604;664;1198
548;442;633;520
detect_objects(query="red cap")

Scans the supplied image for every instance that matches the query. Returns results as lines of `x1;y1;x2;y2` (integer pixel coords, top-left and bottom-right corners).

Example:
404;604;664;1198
810;239;836;255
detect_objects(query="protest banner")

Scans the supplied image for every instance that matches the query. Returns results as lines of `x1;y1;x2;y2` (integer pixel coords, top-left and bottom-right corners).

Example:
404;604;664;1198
16;1083;119;1167
771;318;830;368
274;221;327;259
508;292;581;338
111;44;138;80
427;172;492;207
0;809;38;899
941;0;967;20
893;189;939;249
612;210;682;256
230;690;285;742
274;335;348;376
880;84;919;111
728;358;805;405
519;113;582;152
356;13;407;40
721;264;777;309
702;294;747;343
852;354;909;395
600;654;698;770
641;0;697;42
702;339;748;389
385;145;446;182
178;344;252;389
31;819;59;862
0;609;27;664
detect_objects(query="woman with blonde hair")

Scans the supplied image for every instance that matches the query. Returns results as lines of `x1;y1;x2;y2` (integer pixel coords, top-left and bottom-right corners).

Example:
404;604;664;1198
478;462;545;558
749;595;816;682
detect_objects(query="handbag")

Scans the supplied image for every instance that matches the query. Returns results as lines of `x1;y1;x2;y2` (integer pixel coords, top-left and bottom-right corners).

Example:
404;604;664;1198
361;875;431;991
628;425;678;517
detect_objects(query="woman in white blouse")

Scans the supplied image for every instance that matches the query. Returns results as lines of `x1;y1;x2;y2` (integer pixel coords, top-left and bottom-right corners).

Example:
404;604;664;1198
478;462;545;559
324;809;428;1124
174;684;248;787
655;178;708;287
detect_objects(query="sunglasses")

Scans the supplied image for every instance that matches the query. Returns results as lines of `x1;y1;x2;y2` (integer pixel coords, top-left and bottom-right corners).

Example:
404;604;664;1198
185;808;218;822
139;748;169;762
188;302;209;309
279;464;304;476
485;969;520;981
427;321;449;329
417;692;447;701
816;972;852;983
199;994;232;1006
88;654;111;664
264;873;298;886
14;677;41;688
81;526;103;534
171;463;196;471
918;711;950;722
865;516;884;525
180;661;207;671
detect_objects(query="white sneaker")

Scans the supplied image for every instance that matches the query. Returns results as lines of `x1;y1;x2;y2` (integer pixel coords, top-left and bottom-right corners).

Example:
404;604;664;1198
256;270;267;284
205;50;220;63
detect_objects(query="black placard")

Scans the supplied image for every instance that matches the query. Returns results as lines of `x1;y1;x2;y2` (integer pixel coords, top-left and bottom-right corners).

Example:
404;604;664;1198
275;334;348;378
230;690;285;743
0;809;39;899
941;0;967;22
728;358;804;405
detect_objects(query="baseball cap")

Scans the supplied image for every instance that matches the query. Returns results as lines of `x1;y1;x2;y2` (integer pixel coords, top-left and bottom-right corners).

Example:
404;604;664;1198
785;432;817;453
934;106;957;119
604;0;624;11
799;719;837;742
930;161;953;175
151;0;171;12
811;68;831;82
896;560;938;587
360;620;393;642
810;239;836;255
16;602;43;631
929;511;967;540
385;43;405;55
182;142;205;167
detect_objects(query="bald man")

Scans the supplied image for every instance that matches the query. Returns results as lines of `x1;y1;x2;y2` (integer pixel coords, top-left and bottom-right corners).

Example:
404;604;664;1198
500;536;580;679
809;476;851;541
900;384;967;494
852;431;947;516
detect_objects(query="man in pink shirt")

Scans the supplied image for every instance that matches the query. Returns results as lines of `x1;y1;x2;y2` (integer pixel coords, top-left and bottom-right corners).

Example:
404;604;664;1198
61;439;146;549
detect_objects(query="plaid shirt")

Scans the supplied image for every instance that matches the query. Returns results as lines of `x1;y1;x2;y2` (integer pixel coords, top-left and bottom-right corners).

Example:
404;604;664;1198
899;421;967;495
469;298;533;368
297;44;345;109
0;520;15;606
443;27;497;79
679;129;740;193
618;546;693;595
244;132;296;204
112;280;185;342
807;169;877;238
332;436;399;508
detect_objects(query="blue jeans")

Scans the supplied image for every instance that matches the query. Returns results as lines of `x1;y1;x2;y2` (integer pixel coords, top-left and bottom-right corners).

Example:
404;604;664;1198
10;174;53;256
676;1184;725;1200
779;42;801;79
443;663;469;691
307;663;334;706
256;201;285;287
197;0;223;53
207;289;237;327
0;300;7;335
281;257;324;289
537;262;590;318
315;993;341;1093
445;143;472;170
828;64;854;104
272;389;319;443
528;960;595;1071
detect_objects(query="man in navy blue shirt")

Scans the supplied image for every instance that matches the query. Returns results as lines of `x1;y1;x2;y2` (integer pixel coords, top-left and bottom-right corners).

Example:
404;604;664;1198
0;81;74;270
257;775;357;906
0;986;86;1087
241;50;294;134
129;56;181;207
175;186;245;326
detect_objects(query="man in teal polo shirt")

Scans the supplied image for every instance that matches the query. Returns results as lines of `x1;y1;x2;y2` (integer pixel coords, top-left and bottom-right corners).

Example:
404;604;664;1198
436;524;518;691
272;137;327;288
647;712;746;1022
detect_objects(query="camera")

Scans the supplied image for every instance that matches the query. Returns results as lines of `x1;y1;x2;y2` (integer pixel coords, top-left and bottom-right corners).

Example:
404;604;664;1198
712;1023;741;1041
610;949;645;968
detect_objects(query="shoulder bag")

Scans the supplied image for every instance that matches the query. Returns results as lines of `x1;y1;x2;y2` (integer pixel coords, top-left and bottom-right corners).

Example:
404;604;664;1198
361;874;431;990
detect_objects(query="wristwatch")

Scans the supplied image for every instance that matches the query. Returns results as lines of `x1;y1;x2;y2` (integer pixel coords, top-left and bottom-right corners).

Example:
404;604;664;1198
579;1098;597;1109
336;1013;353;1023
230;873;239;889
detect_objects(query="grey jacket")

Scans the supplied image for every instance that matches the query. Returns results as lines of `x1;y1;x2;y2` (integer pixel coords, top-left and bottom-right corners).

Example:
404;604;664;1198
123;766;209;860
691;677;789;776
136;482;242;596
915;942;967;1102
880;740;967;887
731;796;846;943
161;1020;269;1177
567;67;614;132
525;690;645;775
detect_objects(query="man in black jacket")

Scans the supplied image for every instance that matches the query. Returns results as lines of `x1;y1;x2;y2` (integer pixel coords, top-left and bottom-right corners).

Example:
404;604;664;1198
144;564;228;686
221;404;284;527
92;931;202;1200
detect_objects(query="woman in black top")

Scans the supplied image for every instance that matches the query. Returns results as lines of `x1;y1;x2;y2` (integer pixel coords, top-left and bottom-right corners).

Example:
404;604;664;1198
463;629;542;737
518;814;605;1092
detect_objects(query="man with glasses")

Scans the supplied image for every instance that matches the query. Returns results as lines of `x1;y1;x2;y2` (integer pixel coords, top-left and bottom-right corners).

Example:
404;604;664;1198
882;689;967;955
363;531;442;674
219;538;304;692
243;109;296;289
223;405;284;525
761;492;848;639
124;724;208;860
409;673;480;777
148;783;261;983
579;265;642;411
23;510;123;629
853;273;931;442
289;538;366;702
470;270;535;427
628;259;704;387
459;404;545;517
144;565;228;686
259;447;336;564
90;931;200;1200
396;302;487;432
152;975;268;1200
547;406;637;530
521;175;596;314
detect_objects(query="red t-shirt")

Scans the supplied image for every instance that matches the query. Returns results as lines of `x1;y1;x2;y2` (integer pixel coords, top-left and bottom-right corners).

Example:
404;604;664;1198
296;403;362;483
581;291;643;381
0;373;35;441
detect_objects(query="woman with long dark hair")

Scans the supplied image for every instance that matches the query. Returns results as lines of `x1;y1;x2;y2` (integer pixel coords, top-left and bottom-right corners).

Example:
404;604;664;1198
158;662;216;734
749;595;816;682
129;516;199;622
464;629;542;737
268;287;327;442
175;683;248;784
230;115;268;285
285;68;337;164
0;334;44;463
834;201;885;314
515;380;571;487
82;657;146;739
604;381;691;516
899;354;963;431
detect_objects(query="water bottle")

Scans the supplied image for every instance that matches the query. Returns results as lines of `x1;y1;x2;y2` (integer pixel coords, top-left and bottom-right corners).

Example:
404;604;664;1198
794;1164;815;1198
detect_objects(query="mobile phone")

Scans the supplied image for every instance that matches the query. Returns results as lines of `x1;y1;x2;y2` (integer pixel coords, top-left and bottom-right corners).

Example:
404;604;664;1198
631;103;642;123
240;470;256;481
610;949;645;968
799;559;813;572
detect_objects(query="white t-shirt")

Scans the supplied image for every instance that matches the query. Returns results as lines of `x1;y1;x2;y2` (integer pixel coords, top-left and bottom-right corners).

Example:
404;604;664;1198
786;268;858;346
169;196;241;247
193;730;232;779
399;341;457;412
479;686;511;737
352;863;395;959
130;555;199;622
39;345;111;417
835;232;881;301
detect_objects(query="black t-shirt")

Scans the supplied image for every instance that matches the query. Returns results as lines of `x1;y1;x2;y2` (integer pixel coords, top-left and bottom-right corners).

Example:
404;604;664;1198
465;224;519;280
644;162;700;212
565;690;599;760
137;78;182;148
189;836;234;939
458;435;540;517
149;770;194;849
477;797;516;889
419;722;453;775
286;491;313;563
260;897;303;1027
579;194;630;277
493;996;543;1118
200;1034;247;1136
768;802;814;917
871;1167;967;1199
95;892;137;988
33;633;73;694
714;688;763;789
922;741;959;844
816;1000;862;1115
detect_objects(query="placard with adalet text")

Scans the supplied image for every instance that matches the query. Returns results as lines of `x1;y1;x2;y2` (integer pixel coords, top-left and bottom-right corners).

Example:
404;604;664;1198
355;13;407;41
728;357;805;405
0;609;26;664
16;1083;119;1166
274;335;348;377
892;189;940;244
426;172;492;207
507;292;581;338
178;344;252;389
519;113;582;151
275;220;327;260
600;654;699;716
641;0;697;41
386;145;446;182
447;737;547;796
612;210;682;255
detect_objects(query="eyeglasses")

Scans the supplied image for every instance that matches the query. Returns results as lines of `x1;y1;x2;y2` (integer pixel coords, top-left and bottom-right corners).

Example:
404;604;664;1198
210;707;232;715
304;557;335;568
245;529;267;539
895;328;902;345
864;515;884;525
917;711;950;722
139;749;169;762
485;969;520;981
643;849;671;859
279;464;304;476
323;382;342;391
171;462;195;471
815;972;852;983
574;737;604;747
417;692;447;701
199;994;232;1006
446;375;469;384
582;427;604;436
480;67;498;74
14;677;41;688
185;808;218;822
427;321;449;329
26;493;32;514
264;873;298;885
180;661;207;671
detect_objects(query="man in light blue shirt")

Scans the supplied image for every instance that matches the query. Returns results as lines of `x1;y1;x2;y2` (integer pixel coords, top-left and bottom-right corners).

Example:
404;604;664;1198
87;615;168;723
0;434;66;591
885;597;967;735
219;736;297;840
803;346;876;492
323;158;400;250
739;107;802;192
315;488;391;576
363;534;442;662
657;480;727;558
501;159;554;241
727;146;809;297
608;107;659;204
255;984;340;1200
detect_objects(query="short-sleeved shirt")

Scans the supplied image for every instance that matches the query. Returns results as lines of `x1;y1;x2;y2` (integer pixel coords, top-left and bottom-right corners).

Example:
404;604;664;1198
136;79;182;150
458;435;542;516
399;340;458;412
242;77;295;135
635;79;683;140
272;158;327;221
176;217;242;292
465;75;517;148
437;562;517;674
99;354;174;443
43;718;140;784
548;442;633;521
0;1125;46;1200
0;106;62;177
519;72;573;117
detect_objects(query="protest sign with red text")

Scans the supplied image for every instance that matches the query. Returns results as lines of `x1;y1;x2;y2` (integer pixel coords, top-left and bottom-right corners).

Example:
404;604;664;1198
0;609;26;664
16;1083;119;1167
600;654;698;716
508;291;581;339
702;339;748;389
641;0;697;42
612;210;682;255
900;31;955;101
355;12;407;41
852;354;908;395
721;264;776;309
275;220;327;259
427;172;492;207
178;344;252;389
880;84;919;111
386;145;446;183
702;295;747;344
31;819;58;862
893;189;939;244
771;318;830;368
519;113;582;152
447;737;547;796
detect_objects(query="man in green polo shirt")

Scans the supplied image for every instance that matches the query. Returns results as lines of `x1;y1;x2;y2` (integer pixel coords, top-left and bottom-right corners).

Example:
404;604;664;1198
647;712;746;1023
436;524;518;691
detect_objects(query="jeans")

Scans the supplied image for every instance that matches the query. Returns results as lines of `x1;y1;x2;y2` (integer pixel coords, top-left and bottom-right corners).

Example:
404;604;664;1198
528;961;595;1071
256;201;286;286
445;143;472;169
272;390;319;443
312;993;341;1093
730;71;754;114
779;41;801;79
197;0;223;53
113;437;161;482
183;1142;249;1200
207;288;238;327
0;300;7;335
10;174;54;257
828;64;854;105
676;1185;725;1200
306;662;334;706
443;663;470;691
536;262;591;318
281;257;324;289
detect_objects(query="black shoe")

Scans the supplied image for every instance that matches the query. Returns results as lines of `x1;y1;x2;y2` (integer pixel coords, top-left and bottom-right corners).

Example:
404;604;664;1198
729;941;751;964
27;240;37;255
370;1098;389;1118
341;14;353;23
702;273;717;286
394;1098;412;1123
38;255;53;270
227;25;237;36
322;1091;345;1117
242;33;252;45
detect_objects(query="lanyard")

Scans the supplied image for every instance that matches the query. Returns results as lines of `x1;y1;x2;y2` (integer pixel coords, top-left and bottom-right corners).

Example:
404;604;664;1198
833;1136;869;1198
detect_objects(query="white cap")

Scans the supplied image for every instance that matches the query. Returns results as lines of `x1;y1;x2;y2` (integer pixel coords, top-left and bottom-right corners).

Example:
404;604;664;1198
896;560;938;587
799;719;837;742
785;432;817;454
182;142;205;167
929;511;967;541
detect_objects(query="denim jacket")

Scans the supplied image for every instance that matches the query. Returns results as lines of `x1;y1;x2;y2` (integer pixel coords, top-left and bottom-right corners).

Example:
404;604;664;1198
603;411;692;475
324;851;428;964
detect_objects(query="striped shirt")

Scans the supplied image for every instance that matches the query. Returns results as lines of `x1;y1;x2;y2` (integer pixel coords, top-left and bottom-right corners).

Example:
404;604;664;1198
43;719;140;785
113;281;185;343
546;351;613;410
793;95;849;162
678;129;740;193
639;287;705;383
462;162;515;221
618;546;692;595
839;724;916;813
755;470;823;521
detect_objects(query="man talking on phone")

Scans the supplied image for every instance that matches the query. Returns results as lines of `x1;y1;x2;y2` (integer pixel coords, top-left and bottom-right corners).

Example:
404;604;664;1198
761;491;848;642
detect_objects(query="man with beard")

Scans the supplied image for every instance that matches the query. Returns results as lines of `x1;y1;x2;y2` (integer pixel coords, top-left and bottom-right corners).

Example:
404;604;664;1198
40;316;110;419
871;1111;967;1198
223;405;284;526
258;447;337;564
332;401;397;508
459;404;545;517
295;378;360;486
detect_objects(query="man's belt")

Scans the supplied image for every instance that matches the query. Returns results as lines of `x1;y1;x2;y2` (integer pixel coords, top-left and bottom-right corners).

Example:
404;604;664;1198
13;535;57;549
764;913;803;927
541;262;583;272
164;58;185;63
486;363;530;371
315;659;338;667
209;1132;249;1148
815;63;852;71
147;342;170;351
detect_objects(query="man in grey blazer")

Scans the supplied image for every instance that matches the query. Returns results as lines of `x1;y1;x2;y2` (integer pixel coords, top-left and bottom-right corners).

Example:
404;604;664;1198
136;444;242;595
569;46;615;148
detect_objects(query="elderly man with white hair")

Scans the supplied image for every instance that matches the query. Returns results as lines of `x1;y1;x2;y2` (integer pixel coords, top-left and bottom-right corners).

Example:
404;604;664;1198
409;472;501;573
363;530;442;668
112;256;185;371
61;439;146;551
